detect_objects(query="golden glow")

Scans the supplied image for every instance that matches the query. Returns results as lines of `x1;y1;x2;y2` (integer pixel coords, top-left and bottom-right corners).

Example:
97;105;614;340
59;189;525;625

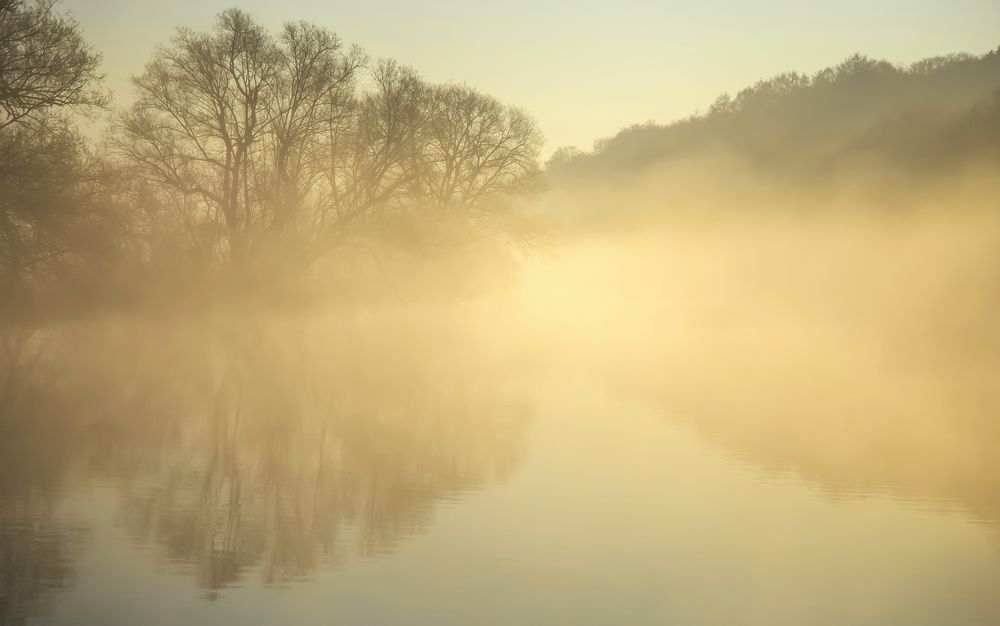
2;2;999;624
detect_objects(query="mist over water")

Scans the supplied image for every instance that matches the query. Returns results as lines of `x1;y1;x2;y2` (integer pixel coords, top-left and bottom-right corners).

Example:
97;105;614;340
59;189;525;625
5;173;1000;624
525;179;1000;521
3;1;1000;624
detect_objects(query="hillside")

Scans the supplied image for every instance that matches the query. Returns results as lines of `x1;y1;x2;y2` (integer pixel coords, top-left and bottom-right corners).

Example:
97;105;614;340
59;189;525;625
548;49;1000;183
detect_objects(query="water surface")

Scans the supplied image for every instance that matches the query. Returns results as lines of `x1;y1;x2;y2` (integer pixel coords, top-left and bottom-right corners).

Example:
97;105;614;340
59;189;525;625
2;260;1000;625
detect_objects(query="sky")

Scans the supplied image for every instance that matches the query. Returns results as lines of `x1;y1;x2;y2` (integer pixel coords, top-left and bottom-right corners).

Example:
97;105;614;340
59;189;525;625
63;0;1000;157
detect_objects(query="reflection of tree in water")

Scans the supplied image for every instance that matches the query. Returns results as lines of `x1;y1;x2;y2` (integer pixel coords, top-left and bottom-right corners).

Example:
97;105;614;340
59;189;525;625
648;316;1000;526
0;330;91;626
0;507;87;626
0;315;529;611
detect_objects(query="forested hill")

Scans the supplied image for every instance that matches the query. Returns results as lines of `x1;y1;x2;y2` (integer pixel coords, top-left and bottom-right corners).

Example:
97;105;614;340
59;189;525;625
547;49;1000;182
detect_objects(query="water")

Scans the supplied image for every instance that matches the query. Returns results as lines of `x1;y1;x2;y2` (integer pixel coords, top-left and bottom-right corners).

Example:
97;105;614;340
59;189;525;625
3;229;1000;625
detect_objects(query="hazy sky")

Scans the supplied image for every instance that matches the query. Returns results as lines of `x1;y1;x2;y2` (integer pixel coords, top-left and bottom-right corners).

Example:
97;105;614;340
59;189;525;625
63;0;999;156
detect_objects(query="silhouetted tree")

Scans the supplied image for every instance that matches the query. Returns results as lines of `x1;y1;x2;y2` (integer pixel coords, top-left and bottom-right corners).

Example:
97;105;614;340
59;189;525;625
0;0;111;289
0;0;105;130
117;10;543;272
315;60;429;247
423;84;542;212
116;9;285;265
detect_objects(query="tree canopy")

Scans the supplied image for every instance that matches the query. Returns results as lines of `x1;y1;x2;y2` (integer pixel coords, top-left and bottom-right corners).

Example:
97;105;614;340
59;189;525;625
0;0;113;288
549;49;1000;181
115;9;543;269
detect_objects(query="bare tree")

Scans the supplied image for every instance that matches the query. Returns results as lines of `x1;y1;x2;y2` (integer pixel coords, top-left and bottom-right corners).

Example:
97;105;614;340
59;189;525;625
116;9;282;265
0;0;105;130
424;84;543;213
260;21;365;239
318;61;428;235
0;0;112;287
117;10;544;274
118;10;370;267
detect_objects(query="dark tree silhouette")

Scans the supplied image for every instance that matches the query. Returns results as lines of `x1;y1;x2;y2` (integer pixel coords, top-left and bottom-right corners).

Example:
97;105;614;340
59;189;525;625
117;10;543;271
0;0;105;130
0;0;112;290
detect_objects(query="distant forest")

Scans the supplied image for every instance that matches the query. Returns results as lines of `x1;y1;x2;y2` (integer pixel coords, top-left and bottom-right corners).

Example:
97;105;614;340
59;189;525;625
548;49;1000;182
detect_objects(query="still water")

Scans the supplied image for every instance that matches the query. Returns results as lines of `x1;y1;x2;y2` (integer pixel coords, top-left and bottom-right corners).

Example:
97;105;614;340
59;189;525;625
3;231;1000;625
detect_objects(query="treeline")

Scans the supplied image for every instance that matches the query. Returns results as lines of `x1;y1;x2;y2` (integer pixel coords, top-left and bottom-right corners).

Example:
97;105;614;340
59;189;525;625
548;49;1000;182
0;1;543;312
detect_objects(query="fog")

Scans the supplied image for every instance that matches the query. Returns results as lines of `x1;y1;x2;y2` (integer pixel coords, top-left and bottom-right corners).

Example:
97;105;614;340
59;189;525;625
3;2;1000;624
5;165;1000;622
7;158;1000;525
518;166;1000;523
